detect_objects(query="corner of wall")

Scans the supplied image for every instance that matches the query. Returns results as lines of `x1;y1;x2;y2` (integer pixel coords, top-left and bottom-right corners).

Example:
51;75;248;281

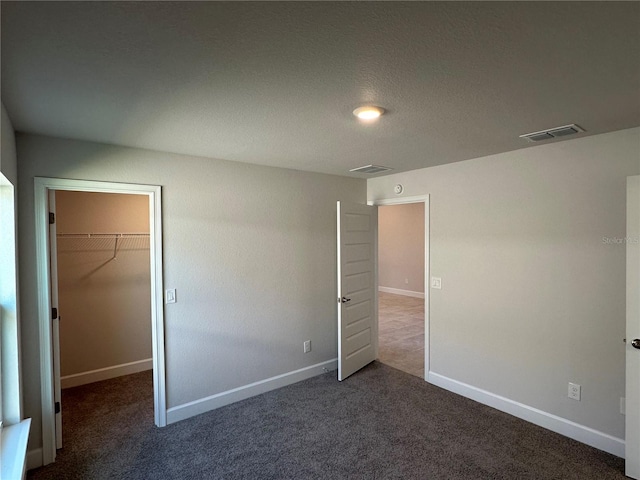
1;103;18;184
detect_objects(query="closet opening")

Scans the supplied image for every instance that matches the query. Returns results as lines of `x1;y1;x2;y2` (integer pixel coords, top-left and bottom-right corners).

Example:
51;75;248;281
52;190;153;448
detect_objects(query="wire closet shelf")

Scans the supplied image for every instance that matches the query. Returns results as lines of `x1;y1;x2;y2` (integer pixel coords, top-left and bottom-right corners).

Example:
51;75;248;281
56;233;150;260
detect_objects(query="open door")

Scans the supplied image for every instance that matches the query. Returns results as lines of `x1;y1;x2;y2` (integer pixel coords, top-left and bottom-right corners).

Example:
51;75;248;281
337;201;377;381
48;190;63;449
626;175;640;479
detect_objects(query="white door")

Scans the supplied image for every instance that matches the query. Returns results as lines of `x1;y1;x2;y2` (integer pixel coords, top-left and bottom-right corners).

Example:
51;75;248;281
626;175;640;478
337;201;377;381
48;190;63;449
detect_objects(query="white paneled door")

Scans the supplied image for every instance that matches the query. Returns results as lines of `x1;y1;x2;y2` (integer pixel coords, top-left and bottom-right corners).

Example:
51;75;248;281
627;175;640;479
337;201;377;381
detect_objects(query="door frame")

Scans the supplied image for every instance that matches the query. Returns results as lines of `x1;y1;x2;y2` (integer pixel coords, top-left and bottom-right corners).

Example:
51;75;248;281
34;177;166;466
369;195;430;379
626;175;640;477
47;190;62;449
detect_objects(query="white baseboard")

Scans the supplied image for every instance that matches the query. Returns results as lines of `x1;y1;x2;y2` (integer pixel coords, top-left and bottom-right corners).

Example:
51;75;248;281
427;371;625;458
26;447;43;471
378;286;425;299
61;358;153;389
167;359;338;424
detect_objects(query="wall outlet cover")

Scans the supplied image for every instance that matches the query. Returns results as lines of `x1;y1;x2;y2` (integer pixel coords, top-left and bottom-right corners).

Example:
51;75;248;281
568;382;581;401
431;277;442;289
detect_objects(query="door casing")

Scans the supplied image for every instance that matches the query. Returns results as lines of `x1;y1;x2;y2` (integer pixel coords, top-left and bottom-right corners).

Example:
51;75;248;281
34;177;166;466
369;195;430;379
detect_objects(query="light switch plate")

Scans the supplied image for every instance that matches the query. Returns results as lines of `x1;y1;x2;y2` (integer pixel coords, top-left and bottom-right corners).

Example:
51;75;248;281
431;277;442;289
165;289;176;304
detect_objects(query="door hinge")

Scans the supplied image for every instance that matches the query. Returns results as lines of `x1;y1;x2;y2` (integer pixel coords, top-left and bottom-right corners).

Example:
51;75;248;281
55;402;60;414
52;307;58;319
49;212;55;224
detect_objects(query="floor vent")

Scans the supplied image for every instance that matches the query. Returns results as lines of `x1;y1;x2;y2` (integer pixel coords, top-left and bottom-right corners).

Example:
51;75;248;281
349;165;393;175
520;124;584;142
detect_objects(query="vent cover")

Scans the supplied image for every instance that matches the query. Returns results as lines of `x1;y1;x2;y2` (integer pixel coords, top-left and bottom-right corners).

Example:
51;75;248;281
520;124;584;142
349;165;393;174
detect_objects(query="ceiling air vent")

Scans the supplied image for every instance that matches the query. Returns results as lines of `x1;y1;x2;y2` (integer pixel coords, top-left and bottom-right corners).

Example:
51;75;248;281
349;165;393;175
520;124;585;143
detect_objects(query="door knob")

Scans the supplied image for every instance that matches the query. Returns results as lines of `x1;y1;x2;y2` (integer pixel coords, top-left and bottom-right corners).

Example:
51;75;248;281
632;339;640;349
341;297;351;303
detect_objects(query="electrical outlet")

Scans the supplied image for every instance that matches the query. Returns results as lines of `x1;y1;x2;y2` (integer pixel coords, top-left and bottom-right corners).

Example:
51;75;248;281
404;278;409;284
165;289;176;304
568;382;581;401
303;340;311;353
431;277;442;289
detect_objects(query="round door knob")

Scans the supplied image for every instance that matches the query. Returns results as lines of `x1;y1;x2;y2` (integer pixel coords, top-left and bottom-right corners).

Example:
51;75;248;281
632;339;640;349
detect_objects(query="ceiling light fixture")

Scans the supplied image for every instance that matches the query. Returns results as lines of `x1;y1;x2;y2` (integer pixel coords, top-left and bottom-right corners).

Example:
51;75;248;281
353;106;385;121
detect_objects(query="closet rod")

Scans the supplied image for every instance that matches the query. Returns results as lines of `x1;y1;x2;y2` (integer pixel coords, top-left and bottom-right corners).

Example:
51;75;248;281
55;233;150;260
56;233;150;237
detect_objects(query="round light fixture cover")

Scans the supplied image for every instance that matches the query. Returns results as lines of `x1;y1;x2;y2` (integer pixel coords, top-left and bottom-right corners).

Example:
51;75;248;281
394;184;404;195
353;106;385;121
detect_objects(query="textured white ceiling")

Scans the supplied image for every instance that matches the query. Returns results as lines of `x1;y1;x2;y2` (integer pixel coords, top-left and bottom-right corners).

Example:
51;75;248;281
2;2;639;177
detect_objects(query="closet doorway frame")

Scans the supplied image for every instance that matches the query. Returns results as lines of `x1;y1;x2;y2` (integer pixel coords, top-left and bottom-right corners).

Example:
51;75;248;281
34;177;166;466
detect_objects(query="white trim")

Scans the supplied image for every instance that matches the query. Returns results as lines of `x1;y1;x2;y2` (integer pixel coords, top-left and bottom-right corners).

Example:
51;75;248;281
167;359;337;424
34;177;166;466
337;202;343;380
370;194;431;207
60;358;153;389
370;195;430;380
378;286;425;299
27;448;43;471
34;180;55;465
1;418;31;480
0;174;23;426
428;371;625;458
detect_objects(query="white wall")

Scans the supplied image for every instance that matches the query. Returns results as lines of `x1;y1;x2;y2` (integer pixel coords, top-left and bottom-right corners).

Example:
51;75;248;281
368;127;640;444
17;134;366;452
55;191;152;379
378;203;425;294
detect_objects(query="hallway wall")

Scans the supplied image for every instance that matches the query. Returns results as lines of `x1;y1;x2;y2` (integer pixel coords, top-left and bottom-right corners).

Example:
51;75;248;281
378;203;425;295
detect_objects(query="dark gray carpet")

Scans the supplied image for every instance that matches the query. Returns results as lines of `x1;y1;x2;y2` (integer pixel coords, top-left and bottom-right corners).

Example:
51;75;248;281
28;362;625;479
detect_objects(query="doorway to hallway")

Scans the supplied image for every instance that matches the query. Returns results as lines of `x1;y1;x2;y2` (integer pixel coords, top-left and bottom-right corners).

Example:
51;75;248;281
376;201;426;378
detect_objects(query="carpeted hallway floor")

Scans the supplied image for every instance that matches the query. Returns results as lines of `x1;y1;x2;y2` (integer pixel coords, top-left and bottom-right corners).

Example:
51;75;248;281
28;362;625;480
